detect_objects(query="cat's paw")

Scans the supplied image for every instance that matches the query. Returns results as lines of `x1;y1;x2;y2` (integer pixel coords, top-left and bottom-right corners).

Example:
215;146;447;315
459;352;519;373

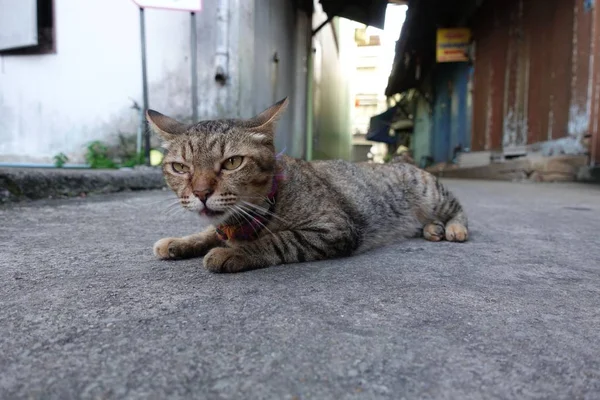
445;223;468;242
153;237;178;259
153;237;197;260
423;222;445;242
203;247;248;273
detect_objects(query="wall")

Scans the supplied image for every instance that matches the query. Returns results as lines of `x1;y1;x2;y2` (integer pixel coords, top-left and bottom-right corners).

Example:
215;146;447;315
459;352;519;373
249;0;308;157
0;0;195;163
0;0;312;164
471;0;597;164
311;8;354;161
412;93;432;166
430;62;472;163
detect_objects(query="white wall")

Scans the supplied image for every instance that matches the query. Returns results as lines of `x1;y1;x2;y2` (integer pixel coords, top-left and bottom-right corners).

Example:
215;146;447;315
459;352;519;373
0;0;196;163
0;0;317;164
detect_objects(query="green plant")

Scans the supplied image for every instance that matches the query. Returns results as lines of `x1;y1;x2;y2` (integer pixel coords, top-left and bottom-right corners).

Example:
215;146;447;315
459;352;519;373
53;152;69;168
121;152;146;168
85;141;118;169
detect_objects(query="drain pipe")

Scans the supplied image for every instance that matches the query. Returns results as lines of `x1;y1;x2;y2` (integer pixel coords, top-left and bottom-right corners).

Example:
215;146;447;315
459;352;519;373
130;98;143;155
214;0;229;116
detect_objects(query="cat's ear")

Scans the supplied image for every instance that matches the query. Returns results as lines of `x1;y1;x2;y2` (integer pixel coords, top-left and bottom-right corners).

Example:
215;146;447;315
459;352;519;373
247;97;289;139
146;110;188;144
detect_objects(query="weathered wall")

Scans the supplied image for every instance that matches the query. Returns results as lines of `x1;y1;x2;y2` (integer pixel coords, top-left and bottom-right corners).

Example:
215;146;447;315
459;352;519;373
412;94;432;166
586;0;600;166
471;0;598;164
0;0;194;163
431;62;472;163
249;0;308;158
311;10;354;161
0;0;312;164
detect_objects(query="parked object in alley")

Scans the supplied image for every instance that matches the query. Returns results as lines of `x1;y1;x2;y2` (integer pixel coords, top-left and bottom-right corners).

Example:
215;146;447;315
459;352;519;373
428;154;589;183
390;145;416;165
147;98;469;273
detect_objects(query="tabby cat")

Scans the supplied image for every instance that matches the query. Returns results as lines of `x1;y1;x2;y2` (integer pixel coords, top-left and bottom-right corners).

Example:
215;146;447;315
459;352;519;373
148;98;468;273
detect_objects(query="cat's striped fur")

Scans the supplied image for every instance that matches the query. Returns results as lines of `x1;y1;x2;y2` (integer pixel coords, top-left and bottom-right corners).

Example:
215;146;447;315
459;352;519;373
148;98;468;273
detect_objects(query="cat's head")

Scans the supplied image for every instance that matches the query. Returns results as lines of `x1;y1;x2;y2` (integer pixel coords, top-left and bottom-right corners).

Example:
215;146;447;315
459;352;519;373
146;98;288;221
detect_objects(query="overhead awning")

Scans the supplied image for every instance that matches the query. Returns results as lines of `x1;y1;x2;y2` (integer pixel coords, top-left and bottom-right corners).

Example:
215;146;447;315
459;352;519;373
318;0;389;29
385;0;481;96
367;105;413;144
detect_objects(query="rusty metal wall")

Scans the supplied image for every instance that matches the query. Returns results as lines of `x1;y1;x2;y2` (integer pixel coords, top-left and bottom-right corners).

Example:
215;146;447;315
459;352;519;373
590;0;600;166
472;0;582;153
570;0;593;128
471;0;509;151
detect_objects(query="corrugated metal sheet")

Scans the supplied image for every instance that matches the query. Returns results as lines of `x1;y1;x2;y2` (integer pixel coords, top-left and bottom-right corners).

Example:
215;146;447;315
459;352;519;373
472;0;509;151
589;0;600;165
570;0;592;136
472;0;581;154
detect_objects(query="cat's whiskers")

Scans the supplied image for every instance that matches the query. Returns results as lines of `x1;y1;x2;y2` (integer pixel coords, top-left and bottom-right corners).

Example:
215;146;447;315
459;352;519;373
224;205;243;226
122;196;180;209
162;199;194;217
233;205;261;237
241;201;288;224
236;204;275;236
163;207;186;218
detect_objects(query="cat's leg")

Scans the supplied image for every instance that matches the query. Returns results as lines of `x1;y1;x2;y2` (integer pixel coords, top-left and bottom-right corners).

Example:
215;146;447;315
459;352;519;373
444;210;468;242
203;228;356;273
432;178;468;242
418;174;468;242
153;226;221;260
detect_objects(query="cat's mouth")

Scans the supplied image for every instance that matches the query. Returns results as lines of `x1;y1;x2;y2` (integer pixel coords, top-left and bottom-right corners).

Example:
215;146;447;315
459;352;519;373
199;208;225;218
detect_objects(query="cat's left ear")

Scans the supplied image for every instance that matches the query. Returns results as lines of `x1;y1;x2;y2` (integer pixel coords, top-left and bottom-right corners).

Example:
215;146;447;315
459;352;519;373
247;97;289;139
146;110;188;144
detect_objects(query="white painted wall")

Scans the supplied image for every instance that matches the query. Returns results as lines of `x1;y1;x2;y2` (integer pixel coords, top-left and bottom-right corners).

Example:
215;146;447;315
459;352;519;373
0;0;196;163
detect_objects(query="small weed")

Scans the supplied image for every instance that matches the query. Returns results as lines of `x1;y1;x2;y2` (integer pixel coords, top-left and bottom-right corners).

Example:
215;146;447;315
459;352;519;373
121;152;146;168
85;141;117;169
53;153;69;168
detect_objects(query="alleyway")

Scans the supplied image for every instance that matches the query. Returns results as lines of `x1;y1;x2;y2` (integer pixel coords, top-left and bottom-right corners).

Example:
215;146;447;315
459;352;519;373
1;180;599;398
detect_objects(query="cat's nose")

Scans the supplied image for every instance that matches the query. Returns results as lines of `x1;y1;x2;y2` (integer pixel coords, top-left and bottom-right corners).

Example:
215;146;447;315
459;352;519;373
193;188;213;202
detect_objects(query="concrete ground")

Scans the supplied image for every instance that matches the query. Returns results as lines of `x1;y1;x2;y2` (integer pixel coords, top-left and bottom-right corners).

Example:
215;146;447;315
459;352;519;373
1;180;599;399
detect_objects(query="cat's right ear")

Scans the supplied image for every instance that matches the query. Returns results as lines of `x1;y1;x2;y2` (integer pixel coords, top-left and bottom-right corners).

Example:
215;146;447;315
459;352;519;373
146;110;187;145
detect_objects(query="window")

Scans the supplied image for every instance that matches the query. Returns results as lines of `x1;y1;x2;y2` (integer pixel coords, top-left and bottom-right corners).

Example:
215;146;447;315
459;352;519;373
0;0;55;55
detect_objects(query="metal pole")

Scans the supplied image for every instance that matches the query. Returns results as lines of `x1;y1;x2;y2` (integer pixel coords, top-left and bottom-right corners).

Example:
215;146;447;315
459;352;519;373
305;45;314;161
190;12;198;122
140;7;150;165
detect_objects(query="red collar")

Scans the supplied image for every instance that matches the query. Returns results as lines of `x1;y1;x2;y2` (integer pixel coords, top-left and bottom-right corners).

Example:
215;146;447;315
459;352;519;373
216;173;283;241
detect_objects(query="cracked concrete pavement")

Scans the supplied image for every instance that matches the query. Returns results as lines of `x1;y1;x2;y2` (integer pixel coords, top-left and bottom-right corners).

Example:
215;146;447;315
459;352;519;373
1;179;599;399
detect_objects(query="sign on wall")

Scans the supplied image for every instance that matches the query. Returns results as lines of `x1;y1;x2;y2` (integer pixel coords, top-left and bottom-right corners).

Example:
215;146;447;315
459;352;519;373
132;0;201;11
0;0;38;51
436;28;471;63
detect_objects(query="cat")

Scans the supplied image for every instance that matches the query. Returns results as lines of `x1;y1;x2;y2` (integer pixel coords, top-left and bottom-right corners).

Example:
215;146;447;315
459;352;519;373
147;98;468;273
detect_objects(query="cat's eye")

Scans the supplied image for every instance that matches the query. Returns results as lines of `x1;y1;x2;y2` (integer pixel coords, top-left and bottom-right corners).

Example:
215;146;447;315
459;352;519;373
222;156;244;171
171;162;190;174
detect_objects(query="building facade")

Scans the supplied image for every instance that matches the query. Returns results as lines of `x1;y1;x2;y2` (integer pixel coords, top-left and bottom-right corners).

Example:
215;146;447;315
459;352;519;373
386;0;600;168
0;0;367;165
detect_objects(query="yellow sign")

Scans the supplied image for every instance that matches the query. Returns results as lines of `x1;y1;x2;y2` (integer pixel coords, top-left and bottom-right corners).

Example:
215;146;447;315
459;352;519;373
436;28;471;63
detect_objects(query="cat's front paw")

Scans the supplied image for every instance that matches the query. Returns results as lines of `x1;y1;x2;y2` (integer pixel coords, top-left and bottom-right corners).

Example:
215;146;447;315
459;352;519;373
153;237;199;260
153;237;178;259
203;247;249;273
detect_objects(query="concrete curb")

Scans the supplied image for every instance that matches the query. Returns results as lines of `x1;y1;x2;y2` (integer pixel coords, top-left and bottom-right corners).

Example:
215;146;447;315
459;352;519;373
0;167;166;202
